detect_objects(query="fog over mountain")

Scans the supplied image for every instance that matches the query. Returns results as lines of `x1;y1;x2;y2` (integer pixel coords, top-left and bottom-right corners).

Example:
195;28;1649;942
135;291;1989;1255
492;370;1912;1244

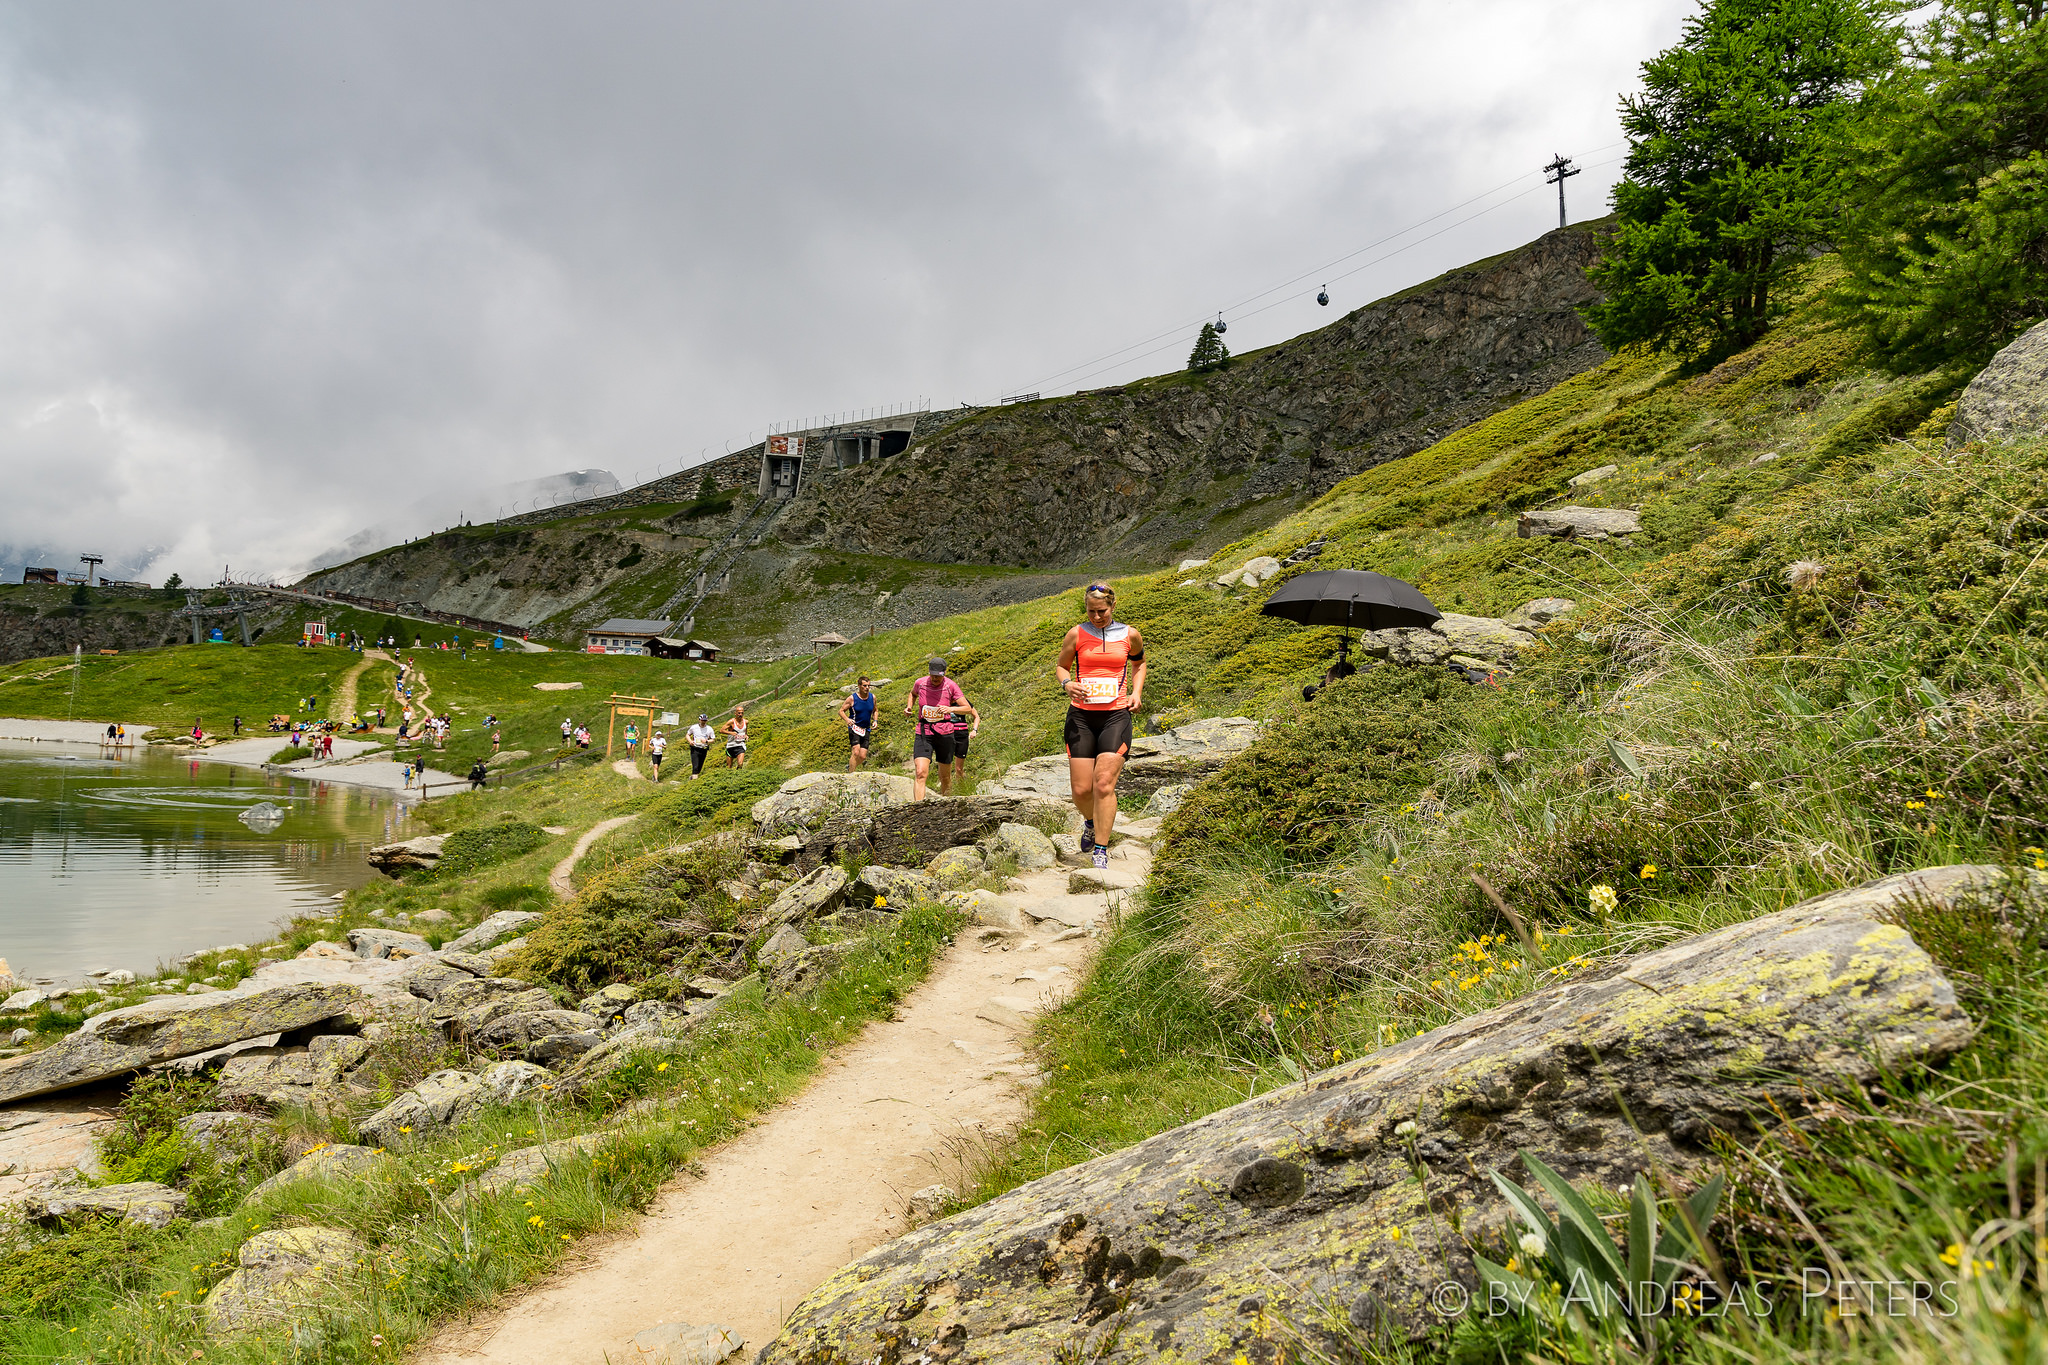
0;1;1686;585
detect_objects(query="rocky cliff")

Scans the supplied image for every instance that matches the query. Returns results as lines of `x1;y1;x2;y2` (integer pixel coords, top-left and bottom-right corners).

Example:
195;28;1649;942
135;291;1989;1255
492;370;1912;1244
775;221;1609;569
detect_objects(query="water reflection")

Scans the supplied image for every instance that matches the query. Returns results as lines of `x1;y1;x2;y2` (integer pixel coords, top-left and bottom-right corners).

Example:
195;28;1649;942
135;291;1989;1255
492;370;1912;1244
0;740;413;978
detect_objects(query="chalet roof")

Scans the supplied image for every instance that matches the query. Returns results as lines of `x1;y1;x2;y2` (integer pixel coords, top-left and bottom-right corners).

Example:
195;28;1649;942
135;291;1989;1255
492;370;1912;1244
589;618;674;636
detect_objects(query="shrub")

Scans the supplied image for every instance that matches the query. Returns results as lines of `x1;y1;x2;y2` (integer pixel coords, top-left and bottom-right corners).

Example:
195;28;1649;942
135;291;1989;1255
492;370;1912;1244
1153;668;1501;900
434;821;548;877
507;837;751;993
0;1218;173;1317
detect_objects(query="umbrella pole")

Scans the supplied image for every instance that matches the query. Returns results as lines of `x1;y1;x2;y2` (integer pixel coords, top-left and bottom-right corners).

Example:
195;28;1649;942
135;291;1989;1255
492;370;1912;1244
1339;600;1352;664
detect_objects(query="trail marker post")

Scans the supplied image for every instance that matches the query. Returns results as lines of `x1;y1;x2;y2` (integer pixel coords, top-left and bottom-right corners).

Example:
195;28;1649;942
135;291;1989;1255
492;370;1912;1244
606;693;661;762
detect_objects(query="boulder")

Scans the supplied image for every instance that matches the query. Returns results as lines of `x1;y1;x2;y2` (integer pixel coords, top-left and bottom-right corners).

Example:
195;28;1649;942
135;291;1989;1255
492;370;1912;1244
346;927;433;960
765;943;856;1001
3;989;46;1011
526;1031;603;1066
1357;627;1452;667
176;1111;275;1158
1517;505;1642;540
27;1180;188;1229
398;959;481;1002
619;1000;686;1031
0;983;360;1104
942;889;1028;929
241;1142;389;1203
1567;462;1618;486
1049;833;1092;867
854;864;938;908
444;910;544;954
751;771;915;837
851;794;1068;868
628;1321;747;1365
450;988;557;1039
368;833;446;874
979;718;1259;803
485;749;531;769
358;1070;493;1146
214;1036;373;1108
927;845;986;887
1950;316;2048;447
762;868;1988;1362
203;1226;370;1335
1503;596;1576;628
578;983;641;1024
987;822;1057;871
479;1059;553;1104
550;1019;702;1101
758;924;811;967
765;865;848;924
475;1009;605;1050
448;1131;607;1209
439;950;498;977
1141;783;1193;819
1428;612;1538;663
1215;555;1284;589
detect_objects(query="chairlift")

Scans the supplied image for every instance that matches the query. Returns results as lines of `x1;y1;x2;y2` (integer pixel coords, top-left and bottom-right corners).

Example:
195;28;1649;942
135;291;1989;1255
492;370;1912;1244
1213;312;1228;335
1317;285;1330;307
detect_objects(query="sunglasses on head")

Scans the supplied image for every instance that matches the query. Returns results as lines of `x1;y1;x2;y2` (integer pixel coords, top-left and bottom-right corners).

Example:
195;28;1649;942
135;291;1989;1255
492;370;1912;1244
1086;585;1112;597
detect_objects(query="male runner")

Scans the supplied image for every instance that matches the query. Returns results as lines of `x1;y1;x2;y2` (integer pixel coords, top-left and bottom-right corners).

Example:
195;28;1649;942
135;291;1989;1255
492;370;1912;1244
837;677;879;771
1055;583;1146;870
904;657;969;800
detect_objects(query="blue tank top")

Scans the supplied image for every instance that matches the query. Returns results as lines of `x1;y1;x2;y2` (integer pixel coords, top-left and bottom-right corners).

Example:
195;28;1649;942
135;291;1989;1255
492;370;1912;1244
850;693;876;728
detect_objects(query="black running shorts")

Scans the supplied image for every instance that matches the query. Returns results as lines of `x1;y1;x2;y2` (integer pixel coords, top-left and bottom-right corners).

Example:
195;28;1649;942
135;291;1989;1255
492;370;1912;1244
950;730;970;758
848;725;872;749
913;731;958;765
1064;706;1132;760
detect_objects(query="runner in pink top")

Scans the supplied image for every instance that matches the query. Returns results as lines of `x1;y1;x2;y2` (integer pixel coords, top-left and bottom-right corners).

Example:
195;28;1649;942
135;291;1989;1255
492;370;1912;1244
903;657;970;800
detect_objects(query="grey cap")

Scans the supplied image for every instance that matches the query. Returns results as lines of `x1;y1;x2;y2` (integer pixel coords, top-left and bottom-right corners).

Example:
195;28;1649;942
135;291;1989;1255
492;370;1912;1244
698;713;709;722
927;656;947;675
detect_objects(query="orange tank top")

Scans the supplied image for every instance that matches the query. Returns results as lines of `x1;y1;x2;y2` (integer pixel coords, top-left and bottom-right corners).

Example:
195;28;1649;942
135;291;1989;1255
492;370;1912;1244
1073;622;1133;710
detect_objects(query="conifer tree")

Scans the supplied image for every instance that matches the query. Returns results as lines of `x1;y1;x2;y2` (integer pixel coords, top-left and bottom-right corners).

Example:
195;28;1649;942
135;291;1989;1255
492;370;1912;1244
1584;0;1891;361
1832;3;2048;369
1187;322;1230;374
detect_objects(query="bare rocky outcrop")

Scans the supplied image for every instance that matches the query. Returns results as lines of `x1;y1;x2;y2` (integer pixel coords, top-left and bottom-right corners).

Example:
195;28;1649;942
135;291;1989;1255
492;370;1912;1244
25;1180;189;1229
1950;316;2048;447
203;1226;372;1335
752;771;916;837
1517;505;1642;540
762;867;1990;1362
445;909;544;953
368;834;447;874
980;717;1259;803
0;984;361;1105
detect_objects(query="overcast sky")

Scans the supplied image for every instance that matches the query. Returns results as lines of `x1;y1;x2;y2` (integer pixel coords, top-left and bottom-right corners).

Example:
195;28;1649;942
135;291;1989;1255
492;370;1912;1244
0;0;1691;584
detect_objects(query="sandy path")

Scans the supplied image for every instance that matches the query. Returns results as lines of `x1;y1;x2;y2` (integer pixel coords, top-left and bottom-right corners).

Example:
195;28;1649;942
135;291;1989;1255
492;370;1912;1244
330;651;383;722
415;839;1150;1365
550;816;640;898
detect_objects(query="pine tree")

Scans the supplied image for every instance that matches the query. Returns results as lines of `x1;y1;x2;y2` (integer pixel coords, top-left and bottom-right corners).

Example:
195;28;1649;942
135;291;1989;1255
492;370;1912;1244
1583;0;1891;361
697;472;718;502
1832;3;2048;369
1188;322;1231;374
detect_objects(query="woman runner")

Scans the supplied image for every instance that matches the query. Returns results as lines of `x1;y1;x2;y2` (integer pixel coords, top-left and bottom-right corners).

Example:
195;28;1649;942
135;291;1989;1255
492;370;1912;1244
1055;583;1147;870
837;676;879;771
904;657;969;800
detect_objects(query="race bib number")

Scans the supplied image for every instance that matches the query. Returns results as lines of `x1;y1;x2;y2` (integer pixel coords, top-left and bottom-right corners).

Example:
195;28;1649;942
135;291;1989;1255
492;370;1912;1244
851;725;868;737
1078;676;1121;705
920;705;949;722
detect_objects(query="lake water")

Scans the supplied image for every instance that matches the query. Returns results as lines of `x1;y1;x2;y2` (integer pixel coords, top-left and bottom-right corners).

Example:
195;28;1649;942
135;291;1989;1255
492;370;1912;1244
0;739;415;979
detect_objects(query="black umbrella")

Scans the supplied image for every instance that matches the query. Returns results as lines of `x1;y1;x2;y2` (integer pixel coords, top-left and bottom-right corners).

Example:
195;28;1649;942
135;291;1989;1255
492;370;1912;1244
1260;569;1441;663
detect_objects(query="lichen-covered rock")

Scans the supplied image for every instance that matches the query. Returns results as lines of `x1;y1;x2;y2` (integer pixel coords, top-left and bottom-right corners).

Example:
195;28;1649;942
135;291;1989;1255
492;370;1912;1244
397;959;477;1002
526;1031;603;1066
444;909;544;954
0;983;361;1104
203;1226;370;1335
1359;626;1452;666
926;845;985;887
757;923;810;967
358;1069;492;1146
765;943;856;1001
28;1180;187;1229
448;1132;607;1209
346;927;432;960
475;1009;604;1049
1214;555;1284;589
1518;505;1643;539
751;771;915;837
853;864;938;908
1504;596;1576;628
1950;316;2048;447
986;822;1057;871
240;1143;390;1203
577;983;641;1024
176;1111;276;1158
806;793;1069;871
478;1059;553;1103
941;888;1027;929
981;718;1258;804
765;865;847;924
1141;783;1194;819
367;833;446;874
761;868;1990;1362
1429;612;1537;662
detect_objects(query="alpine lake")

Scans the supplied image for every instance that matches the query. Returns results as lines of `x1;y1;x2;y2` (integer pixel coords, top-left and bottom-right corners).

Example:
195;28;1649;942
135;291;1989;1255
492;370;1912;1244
0;738;414;982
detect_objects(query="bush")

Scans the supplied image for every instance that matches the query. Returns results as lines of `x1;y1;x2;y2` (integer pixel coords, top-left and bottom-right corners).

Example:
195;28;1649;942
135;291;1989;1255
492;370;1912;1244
507;837;751;994
434;820;548;877
637;767;781;833
1153;667;1502;900
0;1218;173;1317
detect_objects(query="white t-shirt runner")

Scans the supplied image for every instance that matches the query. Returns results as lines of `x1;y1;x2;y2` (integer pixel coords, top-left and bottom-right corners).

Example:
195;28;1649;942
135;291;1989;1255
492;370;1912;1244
686;723;716;748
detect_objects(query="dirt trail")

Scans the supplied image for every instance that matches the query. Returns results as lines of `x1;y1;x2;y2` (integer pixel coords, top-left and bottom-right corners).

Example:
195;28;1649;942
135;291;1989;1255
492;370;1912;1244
414;837;1153;1365
549;816;640;898
329;652;379;723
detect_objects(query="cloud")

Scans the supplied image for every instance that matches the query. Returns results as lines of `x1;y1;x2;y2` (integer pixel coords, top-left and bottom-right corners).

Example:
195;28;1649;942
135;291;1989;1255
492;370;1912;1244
0;0;1690;583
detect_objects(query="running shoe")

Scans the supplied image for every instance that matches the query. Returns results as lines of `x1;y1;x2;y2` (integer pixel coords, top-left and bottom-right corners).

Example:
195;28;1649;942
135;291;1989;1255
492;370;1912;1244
1091;843;1110;870
1081;818;1094;849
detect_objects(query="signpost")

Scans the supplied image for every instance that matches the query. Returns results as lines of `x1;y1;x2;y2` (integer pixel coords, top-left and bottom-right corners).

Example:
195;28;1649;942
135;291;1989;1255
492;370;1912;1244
606;693;661;761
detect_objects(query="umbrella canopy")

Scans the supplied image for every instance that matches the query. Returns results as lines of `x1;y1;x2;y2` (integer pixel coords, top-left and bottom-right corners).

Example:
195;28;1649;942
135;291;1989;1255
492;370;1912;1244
1258;569;1441;632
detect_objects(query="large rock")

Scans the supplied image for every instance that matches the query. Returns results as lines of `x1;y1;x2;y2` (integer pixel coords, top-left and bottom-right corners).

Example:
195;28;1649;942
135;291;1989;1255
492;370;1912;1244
203;1226;370;1335
751;771;915;837
242;1143;389;1203
1951;316;2048;447
1428;612;1538;662
765;865;848;924
176;1111;276;1158
980;718;1259;804
761;868;1991;1362
475;1009;604;1049
448;1132;607;1209
346;926;433;960
1503;596;1576;628
765;943;856;1001
213;1035;372;1108
0;983;360;1104
27;1180;188;1229
853;864;938;908
358;1069;493;1146
801;794;1067;871
368;833;446;874
1517;505;1642;540
987;822;1058;871
1214;555;1284;589
926;845;986;887
445;910;545;954
551;1019;703;1101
